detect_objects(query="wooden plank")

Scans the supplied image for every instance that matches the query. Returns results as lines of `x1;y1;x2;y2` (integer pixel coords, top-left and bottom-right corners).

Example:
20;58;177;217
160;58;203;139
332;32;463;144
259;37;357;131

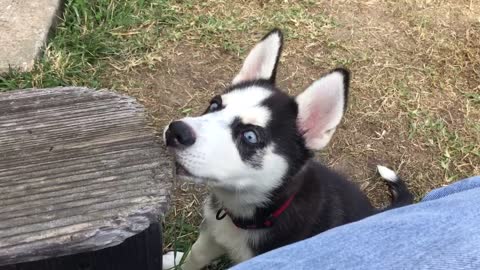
0;87;172;266
0;223;163;270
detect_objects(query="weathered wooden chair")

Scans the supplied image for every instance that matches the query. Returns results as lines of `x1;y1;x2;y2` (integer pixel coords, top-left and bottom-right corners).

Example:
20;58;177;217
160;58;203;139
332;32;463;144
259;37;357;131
0;87;172;270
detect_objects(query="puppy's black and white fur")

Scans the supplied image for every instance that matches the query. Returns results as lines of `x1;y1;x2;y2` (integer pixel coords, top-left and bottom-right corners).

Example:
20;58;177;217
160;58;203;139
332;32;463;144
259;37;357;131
162;29;413;270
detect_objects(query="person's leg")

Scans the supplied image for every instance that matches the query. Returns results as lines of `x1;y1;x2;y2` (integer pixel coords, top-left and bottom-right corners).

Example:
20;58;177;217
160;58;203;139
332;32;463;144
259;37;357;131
231;176;480;270
422;176;480;201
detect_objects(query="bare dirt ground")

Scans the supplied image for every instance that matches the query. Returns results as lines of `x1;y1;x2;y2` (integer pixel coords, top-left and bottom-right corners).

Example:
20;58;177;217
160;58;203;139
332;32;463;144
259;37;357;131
105;0;479;266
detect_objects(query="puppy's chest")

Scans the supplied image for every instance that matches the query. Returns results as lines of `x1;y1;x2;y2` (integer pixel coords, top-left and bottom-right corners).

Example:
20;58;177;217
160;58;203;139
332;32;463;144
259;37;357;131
203;204;262;263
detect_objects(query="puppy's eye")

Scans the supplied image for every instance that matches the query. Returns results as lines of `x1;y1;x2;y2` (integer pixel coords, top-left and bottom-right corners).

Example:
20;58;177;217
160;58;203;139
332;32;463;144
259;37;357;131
242;130;258;144
208;101;221;112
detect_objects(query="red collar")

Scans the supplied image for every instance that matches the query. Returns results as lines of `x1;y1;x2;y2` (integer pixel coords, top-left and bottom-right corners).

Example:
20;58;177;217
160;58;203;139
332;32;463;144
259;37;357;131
215;193;297;229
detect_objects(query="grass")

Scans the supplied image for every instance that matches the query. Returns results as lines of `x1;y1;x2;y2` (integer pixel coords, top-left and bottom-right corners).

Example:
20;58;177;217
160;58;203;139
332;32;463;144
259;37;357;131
0;0;336;91
1;1;479;269
407;109;480;182
1;0;178;90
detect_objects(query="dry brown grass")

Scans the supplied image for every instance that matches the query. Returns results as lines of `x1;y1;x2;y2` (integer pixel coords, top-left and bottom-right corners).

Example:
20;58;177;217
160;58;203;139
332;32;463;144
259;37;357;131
103;0;479;268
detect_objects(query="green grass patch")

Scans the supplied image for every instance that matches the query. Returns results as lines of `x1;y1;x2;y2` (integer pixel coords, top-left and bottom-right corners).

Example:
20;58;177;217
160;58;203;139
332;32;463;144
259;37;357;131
1;0;336;92
1;0;180;91
407;109;480;181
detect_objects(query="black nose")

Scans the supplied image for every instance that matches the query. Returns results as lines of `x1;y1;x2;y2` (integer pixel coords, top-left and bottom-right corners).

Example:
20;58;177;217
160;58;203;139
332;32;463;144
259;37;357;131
165;121;196;147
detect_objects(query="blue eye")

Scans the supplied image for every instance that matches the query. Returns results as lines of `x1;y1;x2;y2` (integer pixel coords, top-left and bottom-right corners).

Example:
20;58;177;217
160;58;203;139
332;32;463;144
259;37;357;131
242;130;258;144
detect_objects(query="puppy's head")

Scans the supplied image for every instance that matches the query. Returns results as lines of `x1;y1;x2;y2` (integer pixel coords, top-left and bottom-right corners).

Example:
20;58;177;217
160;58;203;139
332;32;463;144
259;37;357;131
164;29;349;193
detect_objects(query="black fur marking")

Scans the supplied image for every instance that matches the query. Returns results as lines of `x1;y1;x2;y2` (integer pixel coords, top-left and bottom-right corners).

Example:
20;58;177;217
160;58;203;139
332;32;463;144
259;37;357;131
249;161;379;255
225;80;313;180
225;80;310;171
230;117;269;169
384;176;414;209
261;91;312;180
247;160;413;255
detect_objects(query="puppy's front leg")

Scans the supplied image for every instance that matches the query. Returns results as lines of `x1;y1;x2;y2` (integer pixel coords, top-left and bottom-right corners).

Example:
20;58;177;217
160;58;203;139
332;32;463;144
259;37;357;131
183;230;225;270
163;230;225;270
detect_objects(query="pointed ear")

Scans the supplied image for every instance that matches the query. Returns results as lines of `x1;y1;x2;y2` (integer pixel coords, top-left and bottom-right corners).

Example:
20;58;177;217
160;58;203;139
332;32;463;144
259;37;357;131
232;29;283;85
296;68;350;150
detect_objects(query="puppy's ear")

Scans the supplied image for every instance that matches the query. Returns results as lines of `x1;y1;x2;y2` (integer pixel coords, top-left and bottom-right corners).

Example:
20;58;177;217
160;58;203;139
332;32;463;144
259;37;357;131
232;29;283;85
296;68;350;150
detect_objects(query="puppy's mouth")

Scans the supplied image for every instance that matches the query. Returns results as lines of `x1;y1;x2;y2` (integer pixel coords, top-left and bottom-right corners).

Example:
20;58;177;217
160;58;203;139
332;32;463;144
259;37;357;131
174;162;215;183
175;162;194;178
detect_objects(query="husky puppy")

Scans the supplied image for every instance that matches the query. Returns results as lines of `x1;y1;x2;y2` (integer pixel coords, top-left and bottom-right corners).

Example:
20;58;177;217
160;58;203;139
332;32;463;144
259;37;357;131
162;29;413;270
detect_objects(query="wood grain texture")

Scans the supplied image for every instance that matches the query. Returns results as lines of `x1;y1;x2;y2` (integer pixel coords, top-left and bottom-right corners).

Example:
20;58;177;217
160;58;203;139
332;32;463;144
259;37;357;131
0;87;172;266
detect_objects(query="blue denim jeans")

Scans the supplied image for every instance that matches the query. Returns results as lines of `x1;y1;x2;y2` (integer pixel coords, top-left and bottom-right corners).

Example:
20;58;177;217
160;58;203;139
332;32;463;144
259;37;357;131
232;176;480;270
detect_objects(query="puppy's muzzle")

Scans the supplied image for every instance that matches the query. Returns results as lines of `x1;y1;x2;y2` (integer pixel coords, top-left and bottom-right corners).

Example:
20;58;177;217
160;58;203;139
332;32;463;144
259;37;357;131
165;121;196;147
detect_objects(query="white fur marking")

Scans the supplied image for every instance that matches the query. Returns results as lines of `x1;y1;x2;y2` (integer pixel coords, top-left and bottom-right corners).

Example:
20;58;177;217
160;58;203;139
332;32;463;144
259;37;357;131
203;203;257;263
240;106;271;127
162;251;184;270
377;165;399;182
222;86;272;109
179;231;226;270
